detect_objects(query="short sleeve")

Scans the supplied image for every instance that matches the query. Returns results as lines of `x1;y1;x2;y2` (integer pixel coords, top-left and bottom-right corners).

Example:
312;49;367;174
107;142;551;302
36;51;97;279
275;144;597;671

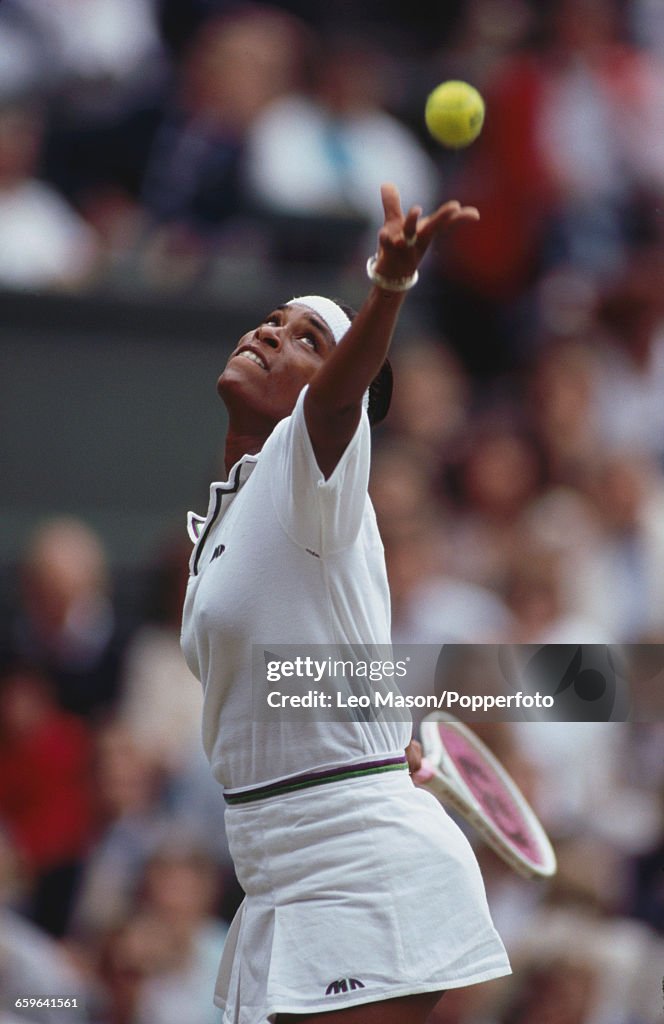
264;386;371;556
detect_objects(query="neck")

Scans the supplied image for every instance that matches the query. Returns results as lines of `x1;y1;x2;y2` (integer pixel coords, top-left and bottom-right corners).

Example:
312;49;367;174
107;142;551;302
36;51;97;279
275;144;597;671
224;430;267;474
220;390;280;473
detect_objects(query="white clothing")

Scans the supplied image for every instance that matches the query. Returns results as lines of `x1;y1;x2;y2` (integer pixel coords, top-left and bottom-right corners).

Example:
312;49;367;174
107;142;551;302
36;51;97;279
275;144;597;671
0;180;97;289
217;771;510;1022
594;331;664;462
392;578;514;646
181;387;510;1022
245;95;438;228
181;386;409;794
579;487;664;642
15;0;162;82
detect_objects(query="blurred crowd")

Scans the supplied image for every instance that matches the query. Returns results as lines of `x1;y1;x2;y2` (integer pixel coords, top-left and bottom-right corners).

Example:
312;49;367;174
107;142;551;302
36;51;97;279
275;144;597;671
0;521;663;1023
2;0;664;1022
0;0;661;297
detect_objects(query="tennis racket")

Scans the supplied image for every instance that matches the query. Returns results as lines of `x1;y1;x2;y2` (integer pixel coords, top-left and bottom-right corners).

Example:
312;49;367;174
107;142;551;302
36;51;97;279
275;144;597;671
414;712;557;879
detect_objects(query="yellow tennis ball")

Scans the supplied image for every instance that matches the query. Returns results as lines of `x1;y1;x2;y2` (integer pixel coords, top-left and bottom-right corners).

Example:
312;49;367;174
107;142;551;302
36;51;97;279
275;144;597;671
425;80;485;149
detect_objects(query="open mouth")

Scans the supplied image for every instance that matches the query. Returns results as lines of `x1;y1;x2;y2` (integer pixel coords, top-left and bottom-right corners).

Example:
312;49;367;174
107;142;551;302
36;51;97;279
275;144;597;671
235;347;268;370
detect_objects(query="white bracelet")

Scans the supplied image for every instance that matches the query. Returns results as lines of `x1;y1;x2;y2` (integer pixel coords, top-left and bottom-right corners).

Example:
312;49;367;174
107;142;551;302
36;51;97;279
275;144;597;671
366;255;419;292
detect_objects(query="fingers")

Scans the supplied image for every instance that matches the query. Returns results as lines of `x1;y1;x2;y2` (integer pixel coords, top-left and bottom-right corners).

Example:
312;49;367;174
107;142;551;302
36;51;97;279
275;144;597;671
405;739;423;774
423;200;479;235
402;205;422;245
377;185;479;267
380;182;404;223
380;185;478;239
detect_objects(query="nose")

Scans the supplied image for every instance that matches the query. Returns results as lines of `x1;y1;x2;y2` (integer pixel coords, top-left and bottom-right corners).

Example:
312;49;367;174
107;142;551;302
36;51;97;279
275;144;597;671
255;324;281;349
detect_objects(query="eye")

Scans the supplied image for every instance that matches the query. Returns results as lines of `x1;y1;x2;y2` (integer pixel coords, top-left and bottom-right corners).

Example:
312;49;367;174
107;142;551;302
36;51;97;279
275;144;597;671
265;315;280;326
297;335;317;350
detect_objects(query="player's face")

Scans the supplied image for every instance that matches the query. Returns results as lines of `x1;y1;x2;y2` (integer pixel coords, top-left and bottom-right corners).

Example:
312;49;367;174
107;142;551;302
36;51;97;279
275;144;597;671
218;303;336;423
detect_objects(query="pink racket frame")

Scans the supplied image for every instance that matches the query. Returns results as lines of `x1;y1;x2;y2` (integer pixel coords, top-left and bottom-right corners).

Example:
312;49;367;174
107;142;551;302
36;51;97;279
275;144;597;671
419;713;557;879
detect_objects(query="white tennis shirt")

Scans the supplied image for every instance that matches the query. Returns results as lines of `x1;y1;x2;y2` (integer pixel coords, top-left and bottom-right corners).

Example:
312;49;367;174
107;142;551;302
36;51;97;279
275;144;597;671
181;387;411;794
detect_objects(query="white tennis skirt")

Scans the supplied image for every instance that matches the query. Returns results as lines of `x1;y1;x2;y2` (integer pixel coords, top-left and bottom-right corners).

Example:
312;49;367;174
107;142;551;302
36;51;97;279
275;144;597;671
216;769;511;1023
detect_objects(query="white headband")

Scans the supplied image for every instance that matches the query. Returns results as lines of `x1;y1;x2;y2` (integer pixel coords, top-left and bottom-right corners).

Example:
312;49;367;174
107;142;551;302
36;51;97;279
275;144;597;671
286;295;351;344
286;294;370;413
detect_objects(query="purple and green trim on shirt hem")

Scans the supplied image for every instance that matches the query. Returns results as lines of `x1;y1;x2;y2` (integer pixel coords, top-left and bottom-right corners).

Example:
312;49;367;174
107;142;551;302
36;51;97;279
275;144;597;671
223;756;408;805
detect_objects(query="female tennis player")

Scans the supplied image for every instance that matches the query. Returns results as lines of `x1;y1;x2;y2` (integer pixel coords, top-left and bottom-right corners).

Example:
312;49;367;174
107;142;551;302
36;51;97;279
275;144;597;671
181;183;511;1024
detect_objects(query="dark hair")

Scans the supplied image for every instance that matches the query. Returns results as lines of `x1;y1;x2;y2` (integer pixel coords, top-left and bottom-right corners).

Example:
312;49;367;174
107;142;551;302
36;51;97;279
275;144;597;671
336;302;393;427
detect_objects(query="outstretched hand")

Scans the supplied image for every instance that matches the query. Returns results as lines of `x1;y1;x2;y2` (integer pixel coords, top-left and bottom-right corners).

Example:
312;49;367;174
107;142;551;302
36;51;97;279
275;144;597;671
374;182;479;281
303;185;477;476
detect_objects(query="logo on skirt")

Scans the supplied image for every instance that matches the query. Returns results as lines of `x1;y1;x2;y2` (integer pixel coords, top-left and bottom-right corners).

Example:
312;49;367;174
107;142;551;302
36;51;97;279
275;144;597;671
325;978;365;995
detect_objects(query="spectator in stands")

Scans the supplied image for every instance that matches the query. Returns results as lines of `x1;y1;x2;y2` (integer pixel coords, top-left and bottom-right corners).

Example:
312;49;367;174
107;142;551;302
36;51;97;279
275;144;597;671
498;956;598;1024
11;518;126;720
140;6;310;239
244;34;438;264
501;901;664;1024
444;420;545;590
68;722;166;940
132;837;228;1023
0;828;92;1020
594;249;664;462
91;836;228;1023
423;0;533;102
385;508;512;646
0;661;92;936
433;0;664;376
4;0;164;113
118;538;203;774
369;440;437;548
0;100;99;290
384;338;470;465
117;537;232;867
582;450;664;640
527;336;603;490
0;1;49;100
93;911;182;1024
503;534;611;643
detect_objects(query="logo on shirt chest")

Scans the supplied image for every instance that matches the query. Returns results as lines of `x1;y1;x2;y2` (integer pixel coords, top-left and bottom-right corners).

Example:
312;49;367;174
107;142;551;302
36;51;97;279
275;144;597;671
210;544;226;562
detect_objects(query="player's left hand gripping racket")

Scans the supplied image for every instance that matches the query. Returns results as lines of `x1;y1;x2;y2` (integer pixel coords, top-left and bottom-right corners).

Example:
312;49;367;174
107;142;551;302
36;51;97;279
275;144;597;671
414;713;557;879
